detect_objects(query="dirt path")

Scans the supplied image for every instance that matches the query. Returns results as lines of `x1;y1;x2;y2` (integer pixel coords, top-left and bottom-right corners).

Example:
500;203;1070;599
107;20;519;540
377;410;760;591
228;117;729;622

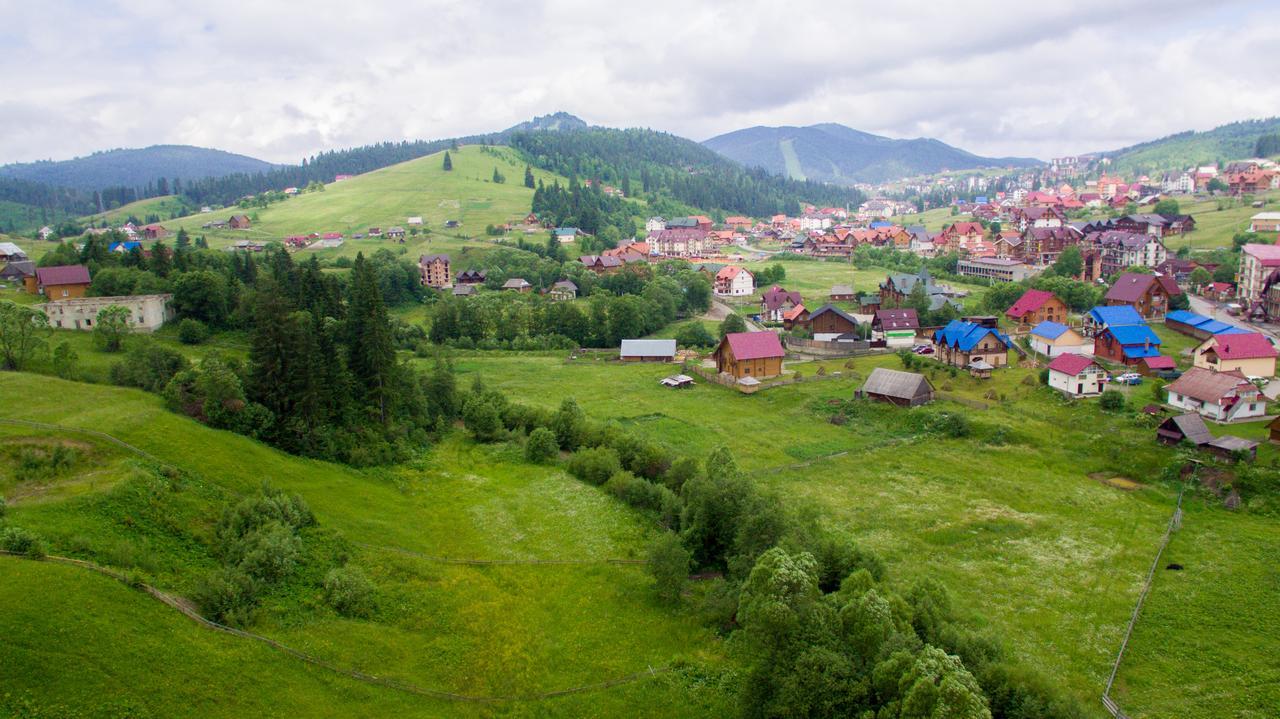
703;298;762;331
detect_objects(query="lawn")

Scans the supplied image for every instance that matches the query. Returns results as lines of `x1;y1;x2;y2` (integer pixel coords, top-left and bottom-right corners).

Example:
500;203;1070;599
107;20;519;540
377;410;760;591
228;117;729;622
0;373;733;718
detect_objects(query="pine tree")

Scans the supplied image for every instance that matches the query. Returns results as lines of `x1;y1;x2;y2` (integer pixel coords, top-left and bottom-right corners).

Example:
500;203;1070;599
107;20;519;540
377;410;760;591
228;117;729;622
443;151;453;171
175;227;191;249
346;253;397;424
524;165;535;189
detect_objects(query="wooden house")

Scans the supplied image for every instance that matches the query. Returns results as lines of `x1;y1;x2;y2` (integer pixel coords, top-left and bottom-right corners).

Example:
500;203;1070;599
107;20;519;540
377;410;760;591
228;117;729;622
932;320;1011;369
1103;272;1181;319
1159;413;1258;461
829;284;856;302
229;214;252;229
713;331;785;379
858;368;934;407
27;265;91;299
456;269;487;285
1093;323;1164;367
808;304;860;341
781;304;809;330
1004;289;1068;326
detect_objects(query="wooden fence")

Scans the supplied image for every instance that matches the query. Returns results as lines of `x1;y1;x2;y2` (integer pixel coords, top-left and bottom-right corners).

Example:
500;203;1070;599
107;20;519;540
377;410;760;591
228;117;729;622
784;337;881;356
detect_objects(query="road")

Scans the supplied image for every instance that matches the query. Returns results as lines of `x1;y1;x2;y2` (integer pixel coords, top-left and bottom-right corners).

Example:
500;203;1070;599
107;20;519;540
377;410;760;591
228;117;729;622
1187;295;1280;399
704;297;762;332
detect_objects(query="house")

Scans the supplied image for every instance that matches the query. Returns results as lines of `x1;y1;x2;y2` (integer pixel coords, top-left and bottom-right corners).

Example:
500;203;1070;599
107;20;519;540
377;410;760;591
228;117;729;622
760;286;803;322
385;227;406;240
723;216;752;229
620;339;677;362
872;309;919;347
553;227;584;243
27;265;91;299
858;367;934;407
1268;415;1280;444
0;260;36;285
1094;231;1168;275
1238;244;1280;304
714;266;754;297
231;240;266;252
1084;305;1146;336
829;284;855;302
1163;310;1251;342
1047;354;1106;397
37;294;174;332
879;268;960;312
502;278;532;292
418;254;451;289
579;254;623;274
1093;323;1163;367
549;280;578;301
713;331;785;379
1193;332;1277;377
1005;289;1068;326
141;223;168;239
109;241;144;254
645;217;666;234
322;232;344;241
781;304;809;330
1249;212;1280;233
932;320;1011;369
452;284;476;297
808;304;861;341
0;242;28;262
857;294;881;314
1103;272;1180;319
649;228;708;257
456;269;487;285
1165;367;1266;422
407;216;424;226
1156;413;1214;447
1029;321;1090;357
955;257;1033;283
229;214;252;229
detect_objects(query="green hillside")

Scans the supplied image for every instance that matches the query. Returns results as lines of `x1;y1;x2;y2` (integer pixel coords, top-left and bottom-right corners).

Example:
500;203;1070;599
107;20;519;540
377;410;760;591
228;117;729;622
1103;117;1280;175
0;373;731;718
81;194;199;227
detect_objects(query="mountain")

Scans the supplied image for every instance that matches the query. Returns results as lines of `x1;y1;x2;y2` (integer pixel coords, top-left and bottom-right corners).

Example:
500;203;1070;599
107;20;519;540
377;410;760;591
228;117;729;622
702;123;1040;185
502;111;589;135
1099;117;1280;175
0;145;278;192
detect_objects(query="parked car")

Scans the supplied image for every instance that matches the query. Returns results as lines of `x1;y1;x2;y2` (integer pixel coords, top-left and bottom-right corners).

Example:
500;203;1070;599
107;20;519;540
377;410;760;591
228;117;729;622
912;345;934;355
1115;373;1143;386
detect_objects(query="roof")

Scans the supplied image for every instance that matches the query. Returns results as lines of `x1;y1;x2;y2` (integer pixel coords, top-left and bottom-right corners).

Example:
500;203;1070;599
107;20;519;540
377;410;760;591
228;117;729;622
1241;243;1280;266
420;254;450;263
552;280;578;291
0;260;35;278
1048;353;1099;376
1105;273;1172;303
809;304;860;327
933;320;1011;352
452;284;476;296
1165;310;1209;326
1142;356;1177;370
1161;413;1214;445
721;331;785;361
874;309;919;330
620;339;677;357
1207;436;1259;453
1005;289;1057;319
782;304;808;321
830;284;854;296
1167;367;1254;403
1088;305;1145;327
716;265;751;281
1203;332;1277;360
1108;323;1162;347
861;367;933;400
1031;321;1071;340
0;242;26;256
35;264;91;286
761;286;803;311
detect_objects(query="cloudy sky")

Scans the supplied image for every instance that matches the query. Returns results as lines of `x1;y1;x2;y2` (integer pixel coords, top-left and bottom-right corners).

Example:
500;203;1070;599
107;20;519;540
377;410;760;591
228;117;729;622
1;0;1277;165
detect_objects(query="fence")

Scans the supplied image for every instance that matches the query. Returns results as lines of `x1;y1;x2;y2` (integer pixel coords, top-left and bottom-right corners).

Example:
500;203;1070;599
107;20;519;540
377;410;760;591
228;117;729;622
1100;483;1187;718
783;337;884;357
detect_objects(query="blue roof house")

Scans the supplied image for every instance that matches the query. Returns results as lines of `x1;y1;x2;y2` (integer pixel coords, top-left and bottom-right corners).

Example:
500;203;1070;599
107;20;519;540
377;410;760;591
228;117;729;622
932;319;1013;369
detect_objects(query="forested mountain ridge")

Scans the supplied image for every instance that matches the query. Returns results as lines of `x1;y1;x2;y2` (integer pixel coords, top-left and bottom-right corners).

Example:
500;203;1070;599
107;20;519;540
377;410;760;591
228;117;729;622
1098;117;1280;175
702;123;1040;185
0;145;277;192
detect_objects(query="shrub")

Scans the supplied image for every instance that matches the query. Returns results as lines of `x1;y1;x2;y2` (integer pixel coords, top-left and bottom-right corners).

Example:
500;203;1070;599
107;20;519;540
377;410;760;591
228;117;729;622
1100;390;1126;412
1038;368;1050;384
0;495;5;520
231;521;302;582
566;446;622;485
194;567;259;625
647;532;691;604
52;341;78;380
0;526;45;557
462;395;504;442
525;427;559;464
323;566;377;618
177;318;209;345
675;322;716;348
926;411;971;438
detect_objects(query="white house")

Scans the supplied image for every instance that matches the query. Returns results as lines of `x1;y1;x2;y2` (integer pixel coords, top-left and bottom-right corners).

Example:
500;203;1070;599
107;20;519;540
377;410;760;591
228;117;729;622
37;294;175;332
714;266;754;297
1165;367;1267;422
1029;321;1091;358
1047;354;1105;397
645;217;667;234
407;216;424;226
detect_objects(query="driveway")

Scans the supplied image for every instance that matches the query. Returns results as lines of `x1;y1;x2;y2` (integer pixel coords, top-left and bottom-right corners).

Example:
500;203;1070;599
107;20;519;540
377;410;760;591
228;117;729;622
704;297;762;331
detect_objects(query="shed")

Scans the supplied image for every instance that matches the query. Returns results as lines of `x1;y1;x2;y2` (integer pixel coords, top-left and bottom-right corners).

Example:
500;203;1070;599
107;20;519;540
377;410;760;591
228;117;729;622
620;339;677;362
1156;413;1214;446
858;368;934;407
1205;436;1259;462
659;374;695;388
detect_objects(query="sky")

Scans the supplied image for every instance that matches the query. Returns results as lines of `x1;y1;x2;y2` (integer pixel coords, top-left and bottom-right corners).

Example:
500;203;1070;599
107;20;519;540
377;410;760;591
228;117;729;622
1;0;1278;166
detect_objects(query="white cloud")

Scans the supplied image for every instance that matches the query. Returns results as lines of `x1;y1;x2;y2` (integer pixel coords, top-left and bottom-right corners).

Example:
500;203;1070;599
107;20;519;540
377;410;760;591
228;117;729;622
0;0;1276;164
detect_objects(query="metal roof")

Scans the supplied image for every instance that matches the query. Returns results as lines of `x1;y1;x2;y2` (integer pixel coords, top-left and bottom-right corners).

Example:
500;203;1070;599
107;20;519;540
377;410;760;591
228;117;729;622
620;339;677;357
861;368;933;400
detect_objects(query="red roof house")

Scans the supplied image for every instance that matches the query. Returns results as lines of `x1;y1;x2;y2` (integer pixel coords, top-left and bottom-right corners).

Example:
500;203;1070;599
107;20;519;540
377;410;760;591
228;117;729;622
713;331;785;379
1005;289;1068;325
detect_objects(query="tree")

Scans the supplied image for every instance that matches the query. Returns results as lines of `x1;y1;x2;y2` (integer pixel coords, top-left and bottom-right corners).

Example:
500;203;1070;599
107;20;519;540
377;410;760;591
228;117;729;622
442;151;453;171
1188;266;1212;290
646;533;691;604
178;318;209;344
1212;264;1236;284
462;394;503;441
1099;390;1126;412
524;164;535;189
675;322;716;348
1207;177;1228;193
52;341;78;379
1050;245;1083;279
1254;133;1280;158
93;305;132;352
0;301;48;370
346;254;397;424
172;271;230;326
491;167;505;184
719;313;747;339
1153;198;1180;216
551;397;587;450
1169;292;1190;311
525;426;559;463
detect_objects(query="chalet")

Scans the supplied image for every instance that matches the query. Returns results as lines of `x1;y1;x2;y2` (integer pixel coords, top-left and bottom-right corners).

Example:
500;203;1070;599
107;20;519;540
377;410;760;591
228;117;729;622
724;216;752;229
418;254;451;289
1029;321;1090;358
879;268;959;312
1163;310;1250;342
27;265;91;299
941;221;985;245
620;339;677;362
1011;206;1065;232
0;260;36;285
456;269;487;285
1165;367;1266;422
229;214;252;229
1204;282;1234;303
1004;289;1068;326
502;278;532;292
808;304;861;342
649;228;708;257
714;266;754;297
857;294;881;314
829;284;856;302
1103;272;1180;319
689;215;714;232
872;309;919;347
1268;416;1280;444
713;331;785;379
549;280;578;301
645;217;666;233
781;304;809;330
0;242;29;262
1193;332;1277;377
579;254;623;274
1094;231;1167;276
385;227;406;240
1156;413;1214;448
141;224;168;239
858;368;934;407
932;320;1011;369
1093;323;1163;367
1047;354;1106;397
553;227;584;243
760;286;803;323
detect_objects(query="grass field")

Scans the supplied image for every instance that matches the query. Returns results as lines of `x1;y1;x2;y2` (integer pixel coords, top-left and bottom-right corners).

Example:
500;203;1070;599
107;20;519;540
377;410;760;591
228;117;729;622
80;194;197;227
0;374;734;718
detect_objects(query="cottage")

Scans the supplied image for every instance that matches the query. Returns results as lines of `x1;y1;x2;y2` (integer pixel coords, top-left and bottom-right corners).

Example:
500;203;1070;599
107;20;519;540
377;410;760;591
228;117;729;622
714;266;754;297
37;294;174;332
229;214;252;229
932;320;1011;369
1093;323;1164;367
1029;321;1091;357
579;254;624;275
857;294;881;314
0;242;28;263
1047;354;1105;397
879;268;960;312
1005;289;1068;326
451;284;476;297
1165;367;1266;422
549;280;578;301
781;304;809;330
872;309;919;347
1103;272;1180;319
456;269;487;285
1;261;36;285
1193;332;1277;377
808;304;861;342
760;286;803;323
858;368;934;407
553;227;584;243
27;265;91;299
419;254;452;289
502;278;532;292
829;284;856;302
141;223;168;239
713;331;785;379
1156;413;1215;447
620;339;677;362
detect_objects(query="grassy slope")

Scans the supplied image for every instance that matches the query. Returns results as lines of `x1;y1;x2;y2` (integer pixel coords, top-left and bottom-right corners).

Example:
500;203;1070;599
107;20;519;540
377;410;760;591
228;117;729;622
0;374;731;718
80;194;196;227
438;349;1280;717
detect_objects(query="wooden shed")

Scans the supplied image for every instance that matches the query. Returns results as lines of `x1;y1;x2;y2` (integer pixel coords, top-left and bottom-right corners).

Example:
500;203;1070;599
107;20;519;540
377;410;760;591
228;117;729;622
858;368;934;407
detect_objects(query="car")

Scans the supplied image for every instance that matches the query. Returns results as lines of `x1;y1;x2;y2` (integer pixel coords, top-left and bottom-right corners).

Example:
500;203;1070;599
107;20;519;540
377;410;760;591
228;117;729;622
1115;372;1143;386
912;345;934;355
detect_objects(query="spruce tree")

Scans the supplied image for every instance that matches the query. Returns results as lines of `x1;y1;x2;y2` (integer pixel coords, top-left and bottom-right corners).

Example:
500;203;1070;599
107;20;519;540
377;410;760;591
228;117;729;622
443;151;453;171
346;253;397;424
524;165;535;189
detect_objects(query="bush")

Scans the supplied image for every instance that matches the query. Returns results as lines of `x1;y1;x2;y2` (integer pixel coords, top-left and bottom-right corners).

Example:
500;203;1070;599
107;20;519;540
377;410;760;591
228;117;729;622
675;322;716;348
177;318;209;345
462;395;504;442
0;495;5;520
231;521;302;582
566;446;622;485
926;411;971;438
647;532;691;604
194;567;259;625
525;426;559;463
1100;390;1126;412
323;566;377;618
0;526;45;558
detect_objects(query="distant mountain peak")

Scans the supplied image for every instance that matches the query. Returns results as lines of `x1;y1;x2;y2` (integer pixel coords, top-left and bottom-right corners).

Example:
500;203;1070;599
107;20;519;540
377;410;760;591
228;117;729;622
504;112;589;134
0;145;277;191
